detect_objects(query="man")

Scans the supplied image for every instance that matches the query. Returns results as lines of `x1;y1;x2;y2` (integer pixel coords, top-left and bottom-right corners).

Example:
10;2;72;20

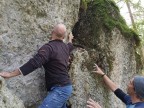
87;64;144;108
0;23;74;108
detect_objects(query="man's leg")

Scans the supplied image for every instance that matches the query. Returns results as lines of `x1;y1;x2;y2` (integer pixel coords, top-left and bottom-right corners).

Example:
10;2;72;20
38;85;72;108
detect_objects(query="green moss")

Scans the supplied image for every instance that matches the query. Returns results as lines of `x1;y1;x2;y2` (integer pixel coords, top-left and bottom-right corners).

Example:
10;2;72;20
86;0;140;47
74;0;142;74
81;0;91;11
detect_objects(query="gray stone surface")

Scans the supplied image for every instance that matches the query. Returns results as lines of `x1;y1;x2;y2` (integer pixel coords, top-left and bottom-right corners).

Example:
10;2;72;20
69;28;137;108
0;0;80;107
0;0;140;108
0;76;25;108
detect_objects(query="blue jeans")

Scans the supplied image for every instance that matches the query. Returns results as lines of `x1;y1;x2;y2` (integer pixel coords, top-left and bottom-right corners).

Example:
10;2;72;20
38;85;72;108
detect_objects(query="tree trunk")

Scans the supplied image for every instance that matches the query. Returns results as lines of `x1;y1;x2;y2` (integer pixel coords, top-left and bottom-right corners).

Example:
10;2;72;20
125;0;137;31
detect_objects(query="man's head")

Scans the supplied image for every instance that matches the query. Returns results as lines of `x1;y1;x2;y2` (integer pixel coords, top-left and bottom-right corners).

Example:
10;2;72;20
51;23;67;40
133;76;144;100
127;76;144;100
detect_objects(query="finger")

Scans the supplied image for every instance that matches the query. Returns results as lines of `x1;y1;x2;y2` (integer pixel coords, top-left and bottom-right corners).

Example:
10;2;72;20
88;98;96;103
93;64;99;69
88;99;100;106
88;98;101;108
92;70;99;73
93;65;97;68
87;101;96;107
95;64;99;68
92;71;97;73
94;63;97;66
96;103;101;107
86;105;94;108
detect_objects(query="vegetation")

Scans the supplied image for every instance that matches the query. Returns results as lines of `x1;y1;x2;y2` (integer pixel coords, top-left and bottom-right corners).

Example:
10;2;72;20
114;0;144;71
115;0;144;44
74;0;143;72
81;0;140;46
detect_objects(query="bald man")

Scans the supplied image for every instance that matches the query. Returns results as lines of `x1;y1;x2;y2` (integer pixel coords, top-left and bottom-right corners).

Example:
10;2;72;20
0;24;74;108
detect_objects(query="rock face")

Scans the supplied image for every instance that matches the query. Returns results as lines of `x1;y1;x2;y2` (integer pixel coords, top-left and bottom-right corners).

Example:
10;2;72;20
69;0;141;108
69;28;137;108
0;0;142;108
0;0;80;107
0;76;25;108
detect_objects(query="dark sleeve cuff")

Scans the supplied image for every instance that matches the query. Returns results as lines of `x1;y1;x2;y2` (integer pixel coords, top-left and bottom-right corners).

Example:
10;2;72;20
19;61;35;76
114;88;130;104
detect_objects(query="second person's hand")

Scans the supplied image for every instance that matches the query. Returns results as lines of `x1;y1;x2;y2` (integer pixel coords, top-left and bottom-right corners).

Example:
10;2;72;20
0;72;11;78
87;98;102;108
93;64;105;75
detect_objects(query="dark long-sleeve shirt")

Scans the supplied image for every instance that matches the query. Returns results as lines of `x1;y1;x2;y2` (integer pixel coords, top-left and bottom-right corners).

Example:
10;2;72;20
19;39;74;91
114;88;144;108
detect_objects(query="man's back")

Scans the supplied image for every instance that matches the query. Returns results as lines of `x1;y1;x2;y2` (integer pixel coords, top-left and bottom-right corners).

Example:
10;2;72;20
42;39;73;90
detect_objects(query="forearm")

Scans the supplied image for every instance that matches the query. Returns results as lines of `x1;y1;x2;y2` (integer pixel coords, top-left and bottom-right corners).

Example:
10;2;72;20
114;88;129;104
9;69;21;77
19;60;37;75
103;75;118;92
20;50;49;75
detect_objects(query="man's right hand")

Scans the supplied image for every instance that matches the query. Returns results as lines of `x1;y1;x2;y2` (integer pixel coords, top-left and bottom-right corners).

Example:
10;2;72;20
0;69;21;79
0;72;11;78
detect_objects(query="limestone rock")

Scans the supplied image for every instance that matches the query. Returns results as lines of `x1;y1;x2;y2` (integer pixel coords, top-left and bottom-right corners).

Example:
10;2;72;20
0;76;25;108
0;0;142;108
0;0;80;107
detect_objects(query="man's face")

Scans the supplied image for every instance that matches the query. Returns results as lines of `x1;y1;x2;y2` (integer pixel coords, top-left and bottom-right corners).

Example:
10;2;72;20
127;78;135;95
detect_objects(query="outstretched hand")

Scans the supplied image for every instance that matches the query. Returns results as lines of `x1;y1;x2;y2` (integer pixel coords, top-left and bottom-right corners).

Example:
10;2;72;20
87;98;102;108
0;69;21;79
93;64;104;75
68;32;74;43
0;72;11;78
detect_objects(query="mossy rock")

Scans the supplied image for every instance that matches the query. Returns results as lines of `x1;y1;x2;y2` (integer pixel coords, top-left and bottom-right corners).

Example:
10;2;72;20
72;0;142;73
74;0;140;48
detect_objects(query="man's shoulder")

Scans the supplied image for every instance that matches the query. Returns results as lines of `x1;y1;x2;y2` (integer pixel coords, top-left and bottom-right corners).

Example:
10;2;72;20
135;102;144;108
38;43;53;51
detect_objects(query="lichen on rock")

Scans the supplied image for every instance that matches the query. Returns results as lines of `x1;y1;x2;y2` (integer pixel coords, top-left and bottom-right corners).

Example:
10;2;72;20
0;76;25;108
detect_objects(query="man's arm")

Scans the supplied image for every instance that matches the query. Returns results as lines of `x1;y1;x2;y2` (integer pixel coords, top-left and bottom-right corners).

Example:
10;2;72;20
0;69;21;78
93;64;118;92
0;44;52;78
87;64;130;107
86;65;118;108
